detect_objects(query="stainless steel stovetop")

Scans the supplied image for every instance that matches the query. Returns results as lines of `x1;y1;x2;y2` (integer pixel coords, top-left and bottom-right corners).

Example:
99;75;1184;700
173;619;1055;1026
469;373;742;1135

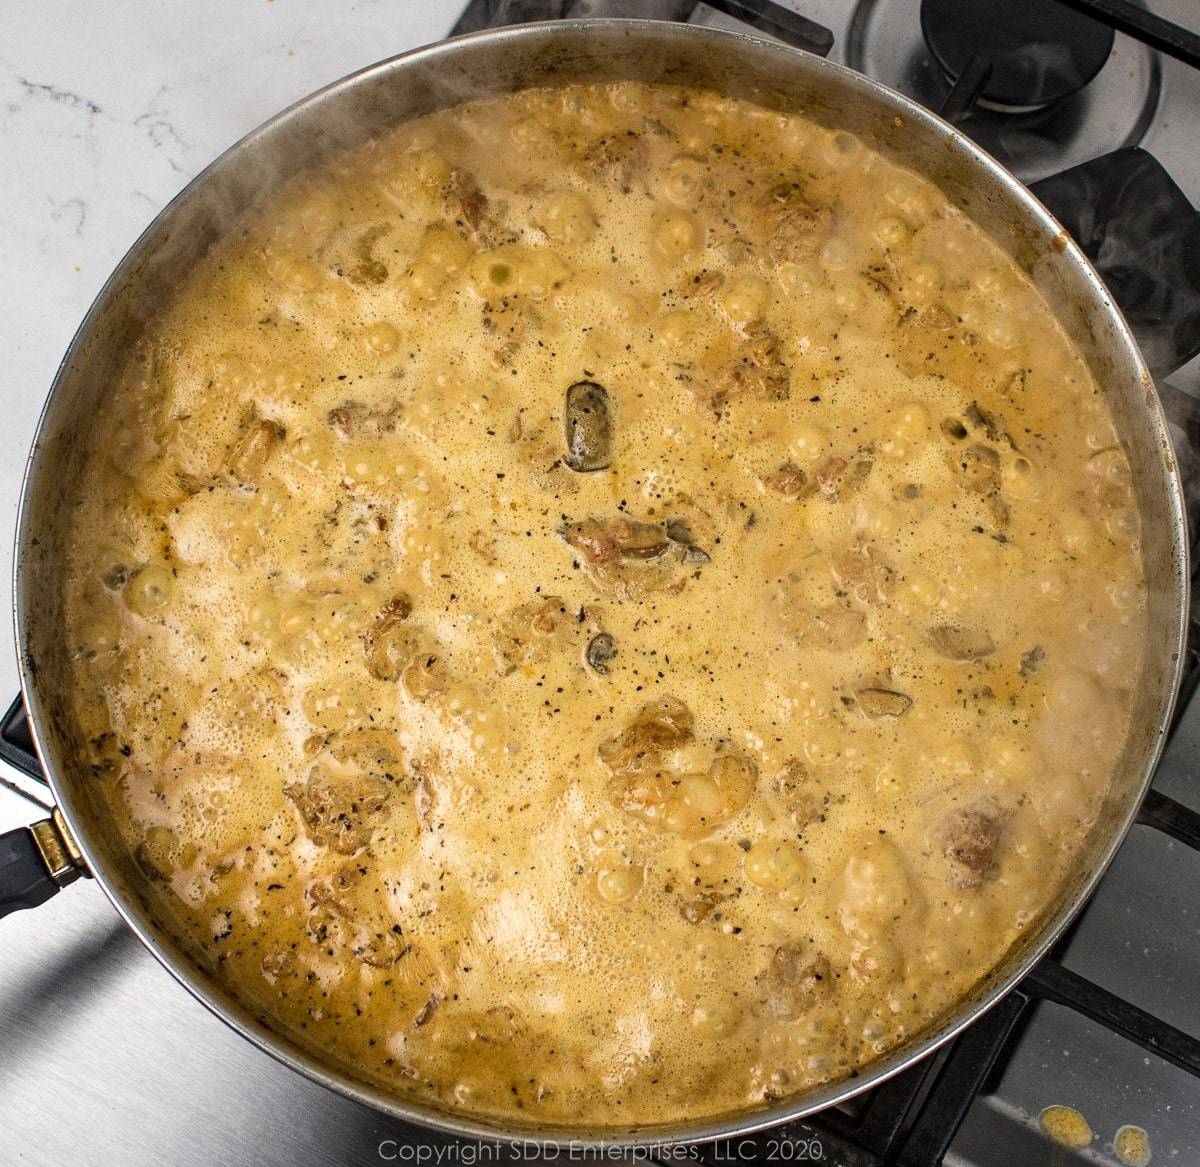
2;3;1199;1165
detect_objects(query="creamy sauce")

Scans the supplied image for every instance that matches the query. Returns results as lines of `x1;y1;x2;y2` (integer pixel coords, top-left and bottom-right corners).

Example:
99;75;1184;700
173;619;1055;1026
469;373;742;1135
63;82;1149;1126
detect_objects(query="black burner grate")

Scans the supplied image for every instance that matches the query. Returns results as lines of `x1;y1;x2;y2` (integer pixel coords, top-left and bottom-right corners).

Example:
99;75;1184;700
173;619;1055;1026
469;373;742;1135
453;0;835;55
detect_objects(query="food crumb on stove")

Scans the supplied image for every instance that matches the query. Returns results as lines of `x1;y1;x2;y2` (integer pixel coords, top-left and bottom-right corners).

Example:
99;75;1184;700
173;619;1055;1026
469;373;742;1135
1114;1124;1152;1167
1039;1104;1094;1150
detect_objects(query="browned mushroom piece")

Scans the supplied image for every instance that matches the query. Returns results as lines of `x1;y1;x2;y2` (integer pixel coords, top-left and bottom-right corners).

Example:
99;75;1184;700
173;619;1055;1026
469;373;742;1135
413;992;440;1028
449;170;494;243
957;443;1003;494
227;418;282;487
363;593;416;682
760;463;814;501
764;942;832;1018
831;545;894;604
610;749;757;836
963;401;1010;444
940;399;1017;533
326;400;403;440
585;632;618;675
772;758;827;831
560;516;671;566
938;801;1005;888
493;595;568;676
305;865;407;967
599;695;696;774
815;451;874;501
816;455;848;496
664;517;712;563
1020;645;1046;676
854;688;913;719
343;224;393;287
579;130;649;193
306;862;363;908
928;624;997;662
711;330;791;411
563;381;613;473
766;182;833;265
558;513;707;596
285;762;390;854
679;891;727;924
347;258;389;286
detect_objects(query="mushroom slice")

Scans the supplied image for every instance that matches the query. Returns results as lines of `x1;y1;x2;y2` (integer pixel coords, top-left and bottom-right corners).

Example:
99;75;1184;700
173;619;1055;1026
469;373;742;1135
362;593;415;682
599;695;695;773
760;463;814;501
937;800;1006;889
928;624;996;662
664;517;711;563
854;688;913;719
563;380;613;472
679;891;727;923
585;632;618;675
285;763;389;855
560;516;670;565
765;943;832;1019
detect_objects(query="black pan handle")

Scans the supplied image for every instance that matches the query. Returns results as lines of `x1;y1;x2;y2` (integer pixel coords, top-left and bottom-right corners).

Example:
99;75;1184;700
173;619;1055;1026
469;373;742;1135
0;811;84;919
0;825;61;917
0;686;88;920
0;697;89;916
1030;147;1200;381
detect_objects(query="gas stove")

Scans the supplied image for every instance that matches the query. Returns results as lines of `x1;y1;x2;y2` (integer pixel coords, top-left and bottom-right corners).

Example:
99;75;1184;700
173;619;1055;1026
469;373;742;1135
2;3;1199;1165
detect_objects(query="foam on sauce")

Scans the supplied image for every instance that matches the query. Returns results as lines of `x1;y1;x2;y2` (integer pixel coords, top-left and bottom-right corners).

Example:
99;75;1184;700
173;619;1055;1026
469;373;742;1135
63;82;1149;1126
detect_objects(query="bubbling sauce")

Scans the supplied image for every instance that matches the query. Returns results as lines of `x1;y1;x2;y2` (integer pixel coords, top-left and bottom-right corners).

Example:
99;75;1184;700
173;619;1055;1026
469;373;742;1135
63;81;1148;1126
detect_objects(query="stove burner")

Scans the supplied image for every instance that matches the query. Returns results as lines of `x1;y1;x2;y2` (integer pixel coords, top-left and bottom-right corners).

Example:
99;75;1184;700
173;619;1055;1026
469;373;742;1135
920;0;1115;110
846;0;1160;184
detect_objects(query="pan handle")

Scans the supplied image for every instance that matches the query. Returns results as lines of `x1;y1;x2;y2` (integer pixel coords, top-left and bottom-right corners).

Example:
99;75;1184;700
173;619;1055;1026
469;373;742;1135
0;811;84;919
0;696;90;915
1030;147;1200;381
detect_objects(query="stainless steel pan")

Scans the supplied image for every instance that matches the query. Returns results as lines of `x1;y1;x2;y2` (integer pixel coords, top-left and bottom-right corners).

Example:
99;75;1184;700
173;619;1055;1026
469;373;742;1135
0;18;1189;1146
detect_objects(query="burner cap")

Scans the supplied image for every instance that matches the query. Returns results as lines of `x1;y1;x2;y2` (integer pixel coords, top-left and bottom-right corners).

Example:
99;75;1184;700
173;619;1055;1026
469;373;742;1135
920;0;1116;109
